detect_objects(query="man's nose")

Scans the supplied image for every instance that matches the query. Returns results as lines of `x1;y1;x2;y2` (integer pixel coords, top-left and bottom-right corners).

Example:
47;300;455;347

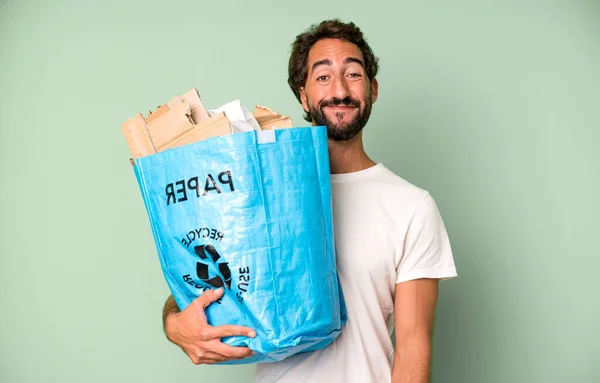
331;76;350;100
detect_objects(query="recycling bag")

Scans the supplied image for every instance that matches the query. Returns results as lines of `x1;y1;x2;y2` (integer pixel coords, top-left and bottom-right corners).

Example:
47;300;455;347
133;125;346;364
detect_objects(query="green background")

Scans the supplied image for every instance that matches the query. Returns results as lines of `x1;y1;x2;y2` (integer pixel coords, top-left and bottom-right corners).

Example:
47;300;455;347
1;1;598;382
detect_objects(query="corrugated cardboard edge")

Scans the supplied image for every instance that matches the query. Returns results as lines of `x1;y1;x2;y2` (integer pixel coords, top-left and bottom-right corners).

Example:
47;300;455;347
254;105;293;130
257;116;293;130
121;113;156;160
254;105;278;118
159;112;231;151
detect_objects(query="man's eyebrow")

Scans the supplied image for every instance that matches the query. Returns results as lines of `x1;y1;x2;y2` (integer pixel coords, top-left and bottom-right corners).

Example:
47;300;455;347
311;59;332;71
310;57;365;72
344;57;365;67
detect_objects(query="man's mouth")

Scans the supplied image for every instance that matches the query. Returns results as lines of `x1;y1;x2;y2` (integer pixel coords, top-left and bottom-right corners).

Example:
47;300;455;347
324;105;358;111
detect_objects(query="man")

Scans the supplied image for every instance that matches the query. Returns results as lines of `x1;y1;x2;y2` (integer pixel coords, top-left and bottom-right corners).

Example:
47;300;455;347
162;19;457;383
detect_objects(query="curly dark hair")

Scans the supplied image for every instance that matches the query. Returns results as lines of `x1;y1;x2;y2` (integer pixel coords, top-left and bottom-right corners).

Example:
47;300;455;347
288;19;380;122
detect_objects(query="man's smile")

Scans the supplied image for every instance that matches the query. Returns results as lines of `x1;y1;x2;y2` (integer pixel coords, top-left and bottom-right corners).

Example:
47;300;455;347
324;105;358;112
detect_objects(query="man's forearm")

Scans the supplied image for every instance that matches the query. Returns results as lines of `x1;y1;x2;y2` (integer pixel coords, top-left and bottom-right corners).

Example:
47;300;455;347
391;334;432;383
162;295;180;331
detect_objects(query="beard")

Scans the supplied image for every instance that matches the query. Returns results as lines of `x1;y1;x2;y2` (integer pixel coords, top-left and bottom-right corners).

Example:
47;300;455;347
307;93;373;142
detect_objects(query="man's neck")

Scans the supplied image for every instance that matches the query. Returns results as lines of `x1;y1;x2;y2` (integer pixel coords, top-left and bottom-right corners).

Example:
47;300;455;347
327;131;376;174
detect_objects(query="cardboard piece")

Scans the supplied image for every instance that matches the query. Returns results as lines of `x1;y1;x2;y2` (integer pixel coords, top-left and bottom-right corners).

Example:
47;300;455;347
121;114;156;159
146;104;170;124
253;105;278;118
180;88;210;124
254;105;293;130
160;112;231;151
144;88;209;126
147;102;195;150
166;96;183;110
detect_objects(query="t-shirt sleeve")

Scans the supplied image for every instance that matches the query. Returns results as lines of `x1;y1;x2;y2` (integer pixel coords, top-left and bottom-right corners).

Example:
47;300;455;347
395;192;458;284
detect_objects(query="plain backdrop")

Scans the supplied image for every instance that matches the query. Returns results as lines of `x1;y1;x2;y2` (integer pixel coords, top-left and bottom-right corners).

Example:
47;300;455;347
0;1;598;382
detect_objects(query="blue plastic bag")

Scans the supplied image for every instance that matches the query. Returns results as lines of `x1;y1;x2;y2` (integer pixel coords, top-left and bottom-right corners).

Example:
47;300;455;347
132;126;346;364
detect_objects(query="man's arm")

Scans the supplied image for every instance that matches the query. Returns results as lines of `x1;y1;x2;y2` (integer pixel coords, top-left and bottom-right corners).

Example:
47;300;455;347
162;288;256;365
391;278;439;383
162;294;180;329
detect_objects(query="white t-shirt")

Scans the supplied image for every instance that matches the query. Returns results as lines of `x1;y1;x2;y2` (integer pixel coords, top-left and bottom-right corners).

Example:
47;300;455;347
254;163;457;383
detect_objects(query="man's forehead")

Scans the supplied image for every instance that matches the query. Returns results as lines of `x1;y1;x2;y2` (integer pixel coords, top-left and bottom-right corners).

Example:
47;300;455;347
307;38;364;67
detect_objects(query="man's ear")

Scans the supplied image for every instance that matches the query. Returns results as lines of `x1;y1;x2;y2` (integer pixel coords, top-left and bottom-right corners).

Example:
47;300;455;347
371;78;379;104
299;87;309;112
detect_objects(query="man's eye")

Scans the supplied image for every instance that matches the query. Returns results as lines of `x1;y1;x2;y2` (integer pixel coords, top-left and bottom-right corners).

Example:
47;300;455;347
317;75;329;81
348;73;362;78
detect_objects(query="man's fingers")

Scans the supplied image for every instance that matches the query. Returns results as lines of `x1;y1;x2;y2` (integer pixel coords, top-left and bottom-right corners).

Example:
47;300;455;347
187;344;253;364
194;288;225;309
190;350;227;364
210;324;257;339
211;342;255;359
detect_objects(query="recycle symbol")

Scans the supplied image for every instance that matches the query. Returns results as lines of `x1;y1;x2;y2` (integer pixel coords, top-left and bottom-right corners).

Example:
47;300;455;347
194;244;232;289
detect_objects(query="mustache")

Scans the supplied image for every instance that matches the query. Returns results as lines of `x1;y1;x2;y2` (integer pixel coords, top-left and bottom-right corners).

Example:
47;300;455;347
319;97;361;108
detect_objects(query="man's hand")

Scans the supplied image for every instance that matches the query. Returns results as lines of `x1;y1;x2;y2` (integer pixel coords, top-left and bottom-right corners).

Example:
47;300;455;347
163;288;256;365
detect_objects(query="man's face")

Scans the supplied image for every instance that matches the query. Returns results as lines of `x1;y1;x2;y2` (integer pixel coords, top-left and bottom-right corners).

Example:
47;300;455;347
300;38;378;141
